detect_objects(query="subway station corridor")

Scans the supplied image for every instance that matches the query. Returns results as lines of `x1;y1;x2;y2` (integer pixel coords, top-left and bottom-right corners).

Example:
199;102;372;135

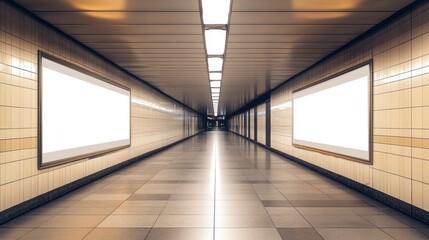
1;132;428;240
2;0;429;239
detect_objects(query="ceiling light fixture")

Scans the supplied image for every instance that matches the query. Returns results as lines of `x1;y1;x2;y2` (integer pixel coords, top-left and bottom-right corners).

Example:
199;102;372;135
210;81;221;88
208;57;223;72
205;29;226;55
202;0;231;25
211;88;220;93
209;72;222;81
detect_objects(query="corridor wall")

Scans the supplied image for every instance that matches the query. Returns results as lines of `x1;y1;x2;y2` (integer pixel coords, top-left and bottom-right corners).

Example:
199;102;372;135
0;1;204;216
271;1;429;215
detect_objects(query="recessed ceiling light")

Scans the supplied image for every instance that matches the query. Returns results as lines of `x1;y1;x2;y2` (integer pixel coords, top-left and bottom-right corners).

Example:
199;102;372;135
209;72;222;80
210;81;221;88
212;93;220;97
205;29;226;55
208;57;223;72
202;0;231;25
211;88;220;93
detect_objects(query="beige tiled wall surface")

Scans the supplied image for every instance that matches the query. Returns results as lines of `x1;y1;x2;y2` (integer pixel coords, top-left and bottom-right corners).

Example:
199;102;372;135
0;1;203;212
271;2;429;211
257;103;266;145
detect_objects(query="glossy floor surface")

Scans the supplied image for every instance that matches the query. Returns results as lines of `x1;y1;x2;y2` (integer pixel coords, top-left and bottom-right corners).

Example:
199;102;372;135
1;131;428;240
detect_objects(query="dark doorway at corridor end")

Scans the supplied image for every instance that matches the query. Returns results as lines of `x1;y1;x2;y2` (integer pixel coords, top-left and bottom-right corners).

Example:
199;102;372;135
207;116;226;131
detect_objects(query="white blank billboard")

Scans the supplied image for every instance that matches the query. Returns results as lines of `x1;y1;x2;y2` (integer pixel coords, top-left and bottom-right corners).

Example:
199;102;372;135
40;56;130;167
292;64;371;161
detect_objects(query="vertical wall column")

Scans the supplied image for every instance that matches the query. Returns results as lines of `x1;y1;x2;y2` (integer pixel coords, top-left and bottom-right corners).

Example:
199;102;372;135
266;101;271;148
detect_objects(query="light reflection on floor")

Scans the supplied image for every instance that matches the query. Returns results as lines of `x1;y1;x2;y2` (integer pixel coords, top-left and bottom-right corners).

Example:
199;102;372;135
0;131;428;240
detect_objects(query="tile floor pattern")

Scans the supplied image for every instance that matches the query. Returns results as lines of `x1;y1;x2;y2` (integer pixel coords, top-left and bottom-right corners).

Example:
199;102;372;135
1;131;429;240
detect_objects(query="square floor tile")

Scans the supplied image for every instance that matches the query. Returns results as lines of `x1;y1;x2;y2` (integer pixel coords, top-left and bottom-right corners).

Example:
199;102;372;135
270;214;312;228
216;205;267;215
262;201;292;207
59;206;117;215
169;194;214;200
121;200;167;207
70;200;123;208
304;214;375;228
162;206;213;215
112;206;164;215
258;193;287;200
277;228;324;240
154;215;213;228
166;201;213;207
39;215;106;228
145;228;213;240
216;228;282;240
316;228;395;240
266;207;300;215
94;188;137;194
296;207;355;216
84;228;150;240
20;228;92;240
98;215;158;228
216;215;274;228
128;194;171;201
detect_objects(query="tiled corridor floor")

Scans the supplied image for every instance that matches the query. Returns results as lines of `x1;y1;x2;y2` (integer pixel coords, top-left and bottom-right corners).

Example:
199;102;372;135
1;131;429;240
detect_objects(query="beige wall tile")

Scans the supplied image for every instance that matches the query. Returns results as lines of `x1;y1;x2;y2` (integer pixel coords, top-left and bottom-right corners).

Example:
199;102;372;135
412;180;423;208
412;158;423;181
422;160;429;184
423;183;429;211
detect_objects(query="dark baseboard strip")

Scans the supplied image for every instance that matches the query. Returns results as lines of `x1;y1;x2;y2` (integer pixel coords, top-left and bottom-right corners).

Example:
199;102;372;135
0;131;204;225
229;131;429;225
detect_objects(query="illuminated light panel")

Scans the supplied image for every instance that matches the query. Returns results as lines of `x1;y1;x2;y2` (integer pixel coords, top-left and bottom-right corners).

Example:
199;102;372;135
212;93;220;97
40;57;130;166
211;88;220;93
208;57;223;72
210;81;221;88
202;0;231;24
209;72;222;80
205;30;226;55
293;64;370;161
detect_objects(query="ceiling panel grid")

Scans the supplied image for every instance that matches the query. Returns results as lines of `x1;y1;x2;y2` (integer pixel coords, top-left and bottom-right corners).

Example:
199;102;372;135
14;0;415;115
